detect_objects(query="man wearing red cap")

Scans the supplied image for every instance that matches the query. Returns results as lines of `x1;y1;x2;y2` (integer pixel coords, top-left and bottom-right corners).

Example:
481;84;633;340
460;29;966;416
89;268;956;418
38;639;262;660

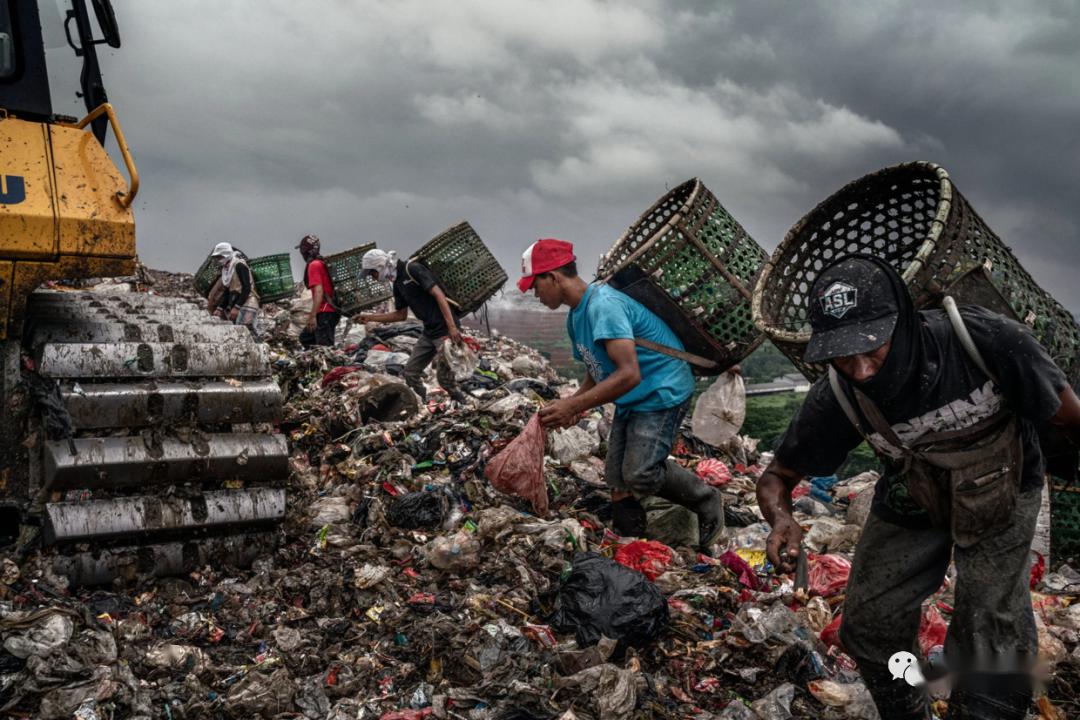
519;239;724;551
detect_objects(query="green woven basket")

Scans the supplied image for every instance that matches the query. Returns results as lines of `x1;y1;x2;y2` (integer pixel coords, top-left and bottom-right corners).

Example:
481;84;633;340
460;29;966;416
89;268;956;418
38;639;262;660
325;243;393;314
412;221;507;316
596;178;767;375
193;255;219;298
248;254;296;303
752;162;1080;383
1051;484;1080;566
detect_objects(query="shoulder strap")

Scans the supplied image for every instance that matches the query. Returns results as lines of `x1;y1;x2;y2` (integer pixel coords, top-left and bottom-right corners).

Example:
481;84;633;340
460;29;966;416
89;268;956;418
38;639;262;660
943;295;997;384
633;337;718;371
828;366;867;439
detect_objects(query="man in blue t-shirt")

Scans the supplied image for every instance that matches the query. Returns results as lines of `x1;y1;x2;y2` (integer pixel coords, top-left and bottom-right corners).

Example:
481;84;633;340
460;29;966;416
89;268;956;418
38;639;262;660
517;238;724;551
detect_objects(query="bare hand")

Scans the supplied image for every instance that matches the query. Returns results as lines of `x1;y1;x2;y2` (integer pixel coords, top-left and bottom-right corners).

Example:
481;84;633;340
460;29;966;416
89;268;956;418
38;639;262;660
228;307;240;322
766;514;804;574
448;327;463;345
306;315;317;332
538;398;580;429
213;308;225;319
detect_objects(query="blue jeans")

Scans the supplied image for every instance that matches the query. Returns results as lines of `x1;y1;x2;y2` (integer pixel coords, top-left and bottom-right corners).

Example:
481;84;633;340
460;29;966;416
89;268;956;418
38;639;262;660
605;400;690;497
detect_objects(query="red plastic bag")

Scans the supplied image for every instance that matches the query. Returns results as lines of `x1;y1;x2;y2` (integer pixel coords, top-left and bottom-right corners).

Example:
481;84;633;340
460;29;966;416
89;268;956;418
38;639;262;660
1030;551;1046;589
614;540;674;580
484;415;548;515
380;710;432;720
918;603;948;656
320;365;360;388
820;613;844;649
718;550;766;591
808;553;851;597
695;458;731;486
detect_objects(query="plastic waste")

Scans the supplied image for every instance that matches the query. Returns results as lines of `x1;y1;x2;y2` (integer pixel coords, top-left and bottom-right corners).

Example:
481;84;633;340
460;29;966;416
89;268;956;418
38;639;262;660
613;540;674;581
549;425;599;466
750;682;795;720
309;496;351;526
690;371;745;447
424;531;481;572
506;377;558;400
695;457;732;486
511;355;543;376
144;643;210;673
386;491;447;529
918;603;949;656
805;518;861;554
1;610;74;658
484;414;549;515
440;340;479;381
718;698;756;719
551;552;669;651
808;553;852;598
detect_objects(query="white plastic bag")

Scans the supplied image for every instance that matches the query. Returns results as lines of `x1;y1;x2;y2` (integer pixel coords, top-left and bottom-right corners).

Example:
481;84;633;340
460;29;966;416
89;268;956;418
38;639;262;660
440;340;479;381
691;371;746;447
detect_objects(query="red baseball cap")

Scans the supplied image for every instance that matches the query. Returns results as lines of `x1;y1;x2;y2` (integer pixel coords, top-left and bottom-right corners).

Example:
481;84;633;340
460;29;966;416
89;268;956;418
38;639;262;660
518;238;576;292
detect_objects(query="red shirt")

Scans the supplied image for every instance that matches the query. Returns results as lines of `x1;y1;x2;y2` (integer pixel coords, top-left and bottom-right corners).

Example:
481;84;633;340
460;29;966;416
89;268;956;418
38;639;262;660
305;259;335;314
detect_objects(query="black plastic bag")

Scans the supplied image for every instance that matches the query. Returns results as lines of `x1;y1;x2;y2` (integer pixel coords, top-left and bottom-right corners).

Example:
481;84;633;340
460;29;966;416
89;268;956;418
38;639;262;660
385;491;446;529
550;552;669;651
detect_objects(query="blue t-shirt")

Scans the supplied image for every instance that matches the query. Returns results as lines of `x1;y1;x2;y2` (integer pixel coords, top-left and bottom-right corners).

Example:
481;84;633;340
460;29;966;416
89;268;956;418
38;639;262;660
567;284;694;413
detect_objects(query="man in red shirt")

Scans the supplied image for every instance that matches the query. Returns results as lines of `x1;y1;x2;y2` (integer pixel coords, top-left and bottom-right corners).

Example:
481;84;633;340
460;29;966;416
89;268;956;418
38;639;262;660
296;235;340;347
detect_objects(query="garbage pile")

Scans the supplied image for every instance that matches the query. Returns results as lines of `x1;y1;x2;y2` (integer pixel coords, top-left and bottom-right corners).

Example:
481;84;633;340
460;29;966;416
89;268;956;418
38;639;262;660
1;269;1078;719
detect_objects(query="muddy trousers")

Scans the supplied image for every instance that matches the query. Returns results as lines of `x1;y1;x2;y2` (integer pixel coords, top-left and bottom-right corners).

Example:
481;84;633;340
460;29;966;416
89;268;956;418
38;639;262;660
403;335;459;401
838;486;1041;720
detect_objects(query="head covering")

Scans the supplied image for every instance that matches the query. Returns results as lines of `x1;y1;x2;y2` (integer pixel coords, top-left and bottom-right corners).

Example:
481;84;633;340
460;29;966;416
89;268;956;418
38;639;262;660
809;255;926;405
211;242;240;285
296;235;321;261
804;257;900;363
518;238;576;292
361;249;398;282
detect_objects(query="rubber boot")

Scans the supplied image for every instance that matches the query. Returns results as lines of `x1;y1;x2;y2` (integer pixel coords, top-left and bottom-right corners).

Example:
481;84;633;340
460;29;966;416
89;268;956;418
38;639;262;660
654;462;724;552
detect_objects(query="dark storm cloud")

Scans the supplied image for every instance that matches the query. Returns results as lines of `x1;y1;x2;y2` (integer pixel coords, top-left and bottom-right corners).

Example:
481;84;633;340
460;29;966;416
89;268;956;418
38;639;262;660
92;1;1078;307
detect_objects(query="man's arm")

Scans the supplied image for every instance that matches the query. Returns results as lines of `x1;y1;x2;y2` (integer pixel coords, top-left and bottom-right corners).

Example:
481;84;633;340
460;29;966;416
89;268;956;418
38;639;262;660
358;308;409;323
539;338;639;428
428;285;462;343
757;459;806;573
1048;386;1080;447
307;284;324;331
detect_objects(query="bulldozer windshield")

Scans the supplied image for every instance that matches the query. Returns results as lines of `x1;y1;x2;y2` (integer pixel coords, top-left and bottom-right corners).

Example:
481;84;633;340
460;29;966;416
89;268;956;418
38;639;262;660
0;1;14;78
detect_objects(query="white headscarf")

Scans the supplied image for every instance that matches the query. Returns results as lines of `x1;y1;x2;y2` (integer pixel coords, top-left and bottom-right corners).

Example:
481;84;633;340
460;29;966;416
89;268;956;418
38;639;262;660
212;242;238;285
361;249;398;282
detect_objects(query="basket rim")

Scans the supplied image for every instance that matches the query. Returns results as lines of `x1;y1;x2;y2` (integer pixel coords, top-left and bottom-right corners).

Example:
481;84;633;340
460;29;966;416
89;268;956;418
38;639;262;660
751;161;952;344
595;178;701;283
325;242;377;262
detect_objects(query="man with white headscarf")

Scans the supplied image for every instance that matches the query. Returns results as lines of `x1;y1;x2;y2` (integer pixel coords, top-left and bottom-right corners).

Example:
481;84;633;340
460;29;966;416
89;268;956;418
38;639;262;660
209;242;260;337
357;249;465;403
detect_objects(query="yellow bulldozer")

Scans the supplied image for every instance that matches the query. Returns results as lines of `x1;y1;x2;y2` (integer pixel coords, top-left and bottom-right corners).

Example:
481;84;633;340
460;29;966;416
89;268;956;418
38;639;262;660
0;0;286;585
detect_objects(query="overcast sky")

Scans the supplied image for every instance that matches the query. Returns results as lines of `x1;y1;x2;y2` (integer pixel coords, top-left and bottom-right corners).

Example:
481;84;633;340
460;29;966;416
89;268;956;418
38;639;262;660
49;1;1080;309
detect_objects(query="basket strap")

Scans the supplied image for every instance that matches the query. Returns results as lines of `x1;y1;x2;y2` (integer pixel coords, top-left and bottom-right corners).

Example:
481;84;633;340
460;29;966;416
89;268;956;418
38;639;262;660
405;258;461;309
828;366;867;439
633;337;718;370
943;295;997;384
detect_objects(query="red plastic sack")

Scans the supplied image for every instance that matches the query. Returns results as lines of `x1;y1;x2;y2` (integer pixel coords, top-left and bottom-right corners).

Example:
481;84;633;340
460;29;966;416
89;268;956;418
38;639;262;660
484;414;548;515
1030;551;1046;589
614;540;674;581
380;710;432;720
820;613;844;649
808;553;852;598
918;603;948;656
695;458;731;486
718;550;766;591
320;365;360;388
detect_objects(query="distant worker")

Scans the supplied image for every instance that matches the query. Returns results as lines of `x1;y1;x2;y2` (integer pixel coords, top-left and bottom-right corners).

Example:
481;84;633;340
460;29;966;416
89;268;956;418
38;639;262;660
209;242;260;337
356;248;466;403
757;256;1080;719
296;235;339;348
517;238;724;552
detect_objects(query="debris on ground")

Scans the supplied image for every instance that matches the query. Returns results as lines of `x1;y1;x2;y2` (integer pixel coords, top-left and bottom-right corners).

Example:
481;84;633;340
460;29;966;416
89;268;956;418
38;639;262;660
0;267;1076;719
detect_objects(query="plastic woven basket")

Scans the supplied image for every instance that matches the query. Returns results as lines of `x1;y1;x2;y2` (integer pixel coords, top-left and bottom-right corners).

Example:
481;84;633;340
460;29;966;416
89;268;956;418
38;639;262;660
248;253;296;303
596;178;767;375
412;221;507;316
752;162;1080;382
1051;484;1080;566
324;243;393;314
193;255;219;298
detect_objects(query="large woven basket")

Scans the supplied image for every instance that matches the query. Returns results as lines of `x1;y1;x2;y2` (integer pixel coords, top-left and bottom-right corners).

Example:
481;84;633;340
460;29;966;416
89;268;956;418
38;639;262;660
248;253;296;303
193;254;219;298
324;243;393;314
412;221;507;316
596;178;767;375
752;161;1080;383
